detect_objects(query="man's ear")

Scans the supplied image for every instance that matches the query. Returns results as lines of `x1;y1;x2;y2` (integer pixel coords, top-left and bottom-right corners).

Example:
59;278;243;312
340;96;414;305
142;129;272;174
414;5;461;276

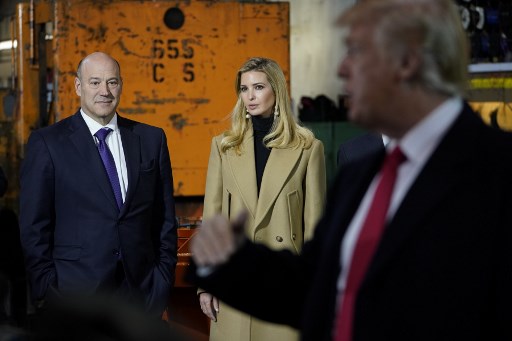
118;77;123;95
74;77;81;96
397;48;421;82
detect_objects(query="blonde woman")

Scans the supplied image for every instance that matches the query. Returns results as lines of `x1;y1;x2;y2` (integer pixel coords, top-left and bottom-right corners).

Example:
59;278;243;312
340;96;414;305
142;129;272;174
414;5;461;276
198;57;326;341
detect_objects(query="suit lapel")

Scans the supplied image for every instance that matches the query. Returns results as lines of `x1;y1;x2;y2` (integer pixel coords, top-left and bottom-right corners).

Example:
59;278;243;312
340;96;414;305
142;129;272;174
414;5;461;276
327;151;386;263
227;133;258;219
68;112;119;212
118;116;140;217
364;107;481;286
253;147;303;230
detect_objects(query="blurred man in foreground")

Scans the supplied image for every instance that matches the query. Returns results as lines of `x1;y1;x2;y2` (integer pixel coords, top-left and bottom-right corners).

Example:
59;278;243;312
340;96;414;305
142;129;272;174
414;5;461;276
188;1;512;340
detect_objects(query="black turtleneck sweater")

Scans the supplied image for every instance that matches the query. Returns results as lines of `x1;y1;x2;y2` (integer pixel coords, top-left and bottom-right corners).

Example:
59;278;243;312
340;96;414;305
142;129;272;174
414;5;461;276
251;115;274;196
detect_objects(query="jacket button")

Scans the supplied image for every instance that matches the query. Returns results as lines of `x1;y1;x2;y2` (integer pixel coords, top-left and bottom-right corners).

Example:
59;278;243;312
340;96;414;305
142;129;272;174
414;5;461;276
292;233;296;240
112;249;120;256
276;236;283;242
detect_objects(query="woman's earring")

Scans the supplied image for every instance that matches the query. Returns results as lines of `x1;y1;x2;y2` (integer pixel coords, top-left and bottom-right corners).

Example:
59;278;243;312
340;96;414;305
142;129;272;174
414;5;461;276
274;105;279;117
245;109;250;119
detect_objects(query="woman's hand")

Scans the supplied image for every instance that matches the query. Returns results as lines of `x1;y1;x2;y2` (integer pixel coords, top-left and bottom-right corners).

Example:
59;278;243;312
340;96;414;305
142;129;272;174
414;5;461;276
199;292;219;321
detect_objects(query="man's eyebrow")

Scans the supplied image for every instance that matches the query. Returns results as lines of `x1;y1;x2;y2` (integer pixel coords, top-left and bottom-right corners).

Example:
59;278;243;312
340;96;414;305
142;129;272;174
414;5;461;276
87;76;119;81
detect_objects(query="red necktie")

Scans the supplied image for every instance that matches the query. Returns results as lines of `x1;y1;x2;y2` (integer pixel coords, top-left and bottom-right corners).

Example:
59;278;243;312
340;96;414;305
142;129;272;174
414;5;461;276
334;146;406;341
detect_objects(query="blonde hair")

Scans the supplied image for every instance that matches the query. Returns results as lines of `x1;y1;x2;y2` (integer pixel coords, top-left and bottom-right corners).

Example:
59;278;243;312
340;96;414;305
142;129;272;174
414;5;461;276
220;57;314;154
338;0;469;96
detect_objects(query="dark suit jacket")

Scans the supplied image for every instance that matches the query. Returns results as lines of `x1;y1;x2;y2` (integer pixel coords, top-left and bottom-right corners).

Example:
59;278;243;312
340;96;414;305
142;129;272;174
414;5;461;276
20;111;177;314
337;132;384;168
191;104;512;340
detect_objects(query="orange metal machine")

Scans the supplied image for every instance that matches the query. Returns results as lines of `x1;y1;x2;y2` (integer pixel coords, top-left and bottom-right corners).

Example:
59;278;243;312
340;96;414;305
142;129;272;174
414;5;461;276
5;0;289;336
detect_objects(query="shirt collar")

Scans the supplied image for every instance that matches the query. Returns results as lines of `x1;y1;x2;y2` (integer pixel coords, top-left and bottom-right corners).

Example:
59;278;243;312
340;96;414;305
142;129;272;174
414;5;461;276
382;135;390;146
387;97;462;163
80;109;119;136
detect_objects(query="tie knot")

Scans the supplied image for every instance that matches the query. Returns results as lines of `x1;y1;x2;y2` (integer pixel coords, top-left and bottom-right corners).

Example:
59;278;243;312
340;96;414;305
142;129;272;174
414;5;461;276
385;146;406;168
94;127;113;141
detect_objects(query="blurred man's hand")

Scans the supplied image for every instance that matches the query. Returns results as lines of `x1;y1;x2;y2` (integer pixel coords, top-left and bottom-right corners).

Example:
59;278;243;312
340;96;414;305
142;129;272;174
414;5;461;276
192;211;248;268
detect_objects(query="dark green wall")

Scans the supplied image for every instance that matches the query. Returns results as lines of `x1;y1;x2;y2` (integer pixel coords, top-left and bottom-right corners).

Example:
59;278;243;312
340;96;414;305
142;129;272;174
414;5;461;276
306;122;366;186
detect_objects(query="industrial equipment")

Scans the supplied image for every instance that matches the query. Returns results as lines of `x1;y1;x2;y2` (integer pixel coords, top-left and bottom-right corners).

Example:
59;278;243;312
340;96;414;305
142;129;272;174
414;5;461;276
4;0;290;336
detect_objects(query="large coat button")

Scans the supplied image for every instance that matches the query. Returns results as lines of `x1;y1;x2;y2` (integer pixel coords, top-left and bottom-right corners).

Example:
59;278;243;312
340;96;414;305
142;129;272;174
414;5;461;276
276;236;283;242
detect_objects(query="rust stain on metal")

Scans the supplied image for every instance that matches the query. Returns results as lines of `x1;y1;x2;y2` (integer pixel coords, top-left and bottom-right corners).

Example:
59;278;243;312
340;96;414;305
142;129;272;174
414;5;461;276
169;114;193;131
118;107;156;115
76;22;109;42
175;181;184;195
113;39;152;59
57;69;79;78
91;0;116;11
203;118;219;125
132;94;209;106
118;27;138;39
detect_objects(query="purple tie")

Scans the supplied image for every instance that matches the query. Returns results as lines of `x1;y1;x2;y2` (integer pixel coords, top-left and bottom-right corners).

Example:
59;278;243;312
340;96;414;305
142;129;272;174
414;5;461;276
94;128;123;210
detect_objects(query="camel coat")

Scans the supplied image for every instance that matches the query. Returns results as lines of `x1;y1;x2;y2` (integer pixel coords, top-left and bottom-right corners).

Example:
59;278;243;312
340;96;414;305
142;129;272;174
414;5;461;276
202;133;326;341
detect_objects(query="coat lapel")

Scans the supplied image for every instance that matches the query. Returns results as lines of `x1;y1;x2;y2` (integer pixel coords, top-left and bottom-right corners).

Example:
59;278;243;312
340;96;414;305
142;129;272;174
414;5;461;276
118;117;141;217
227;133;258;220
68;112;119;212
363;108;481;286
253;147;303;230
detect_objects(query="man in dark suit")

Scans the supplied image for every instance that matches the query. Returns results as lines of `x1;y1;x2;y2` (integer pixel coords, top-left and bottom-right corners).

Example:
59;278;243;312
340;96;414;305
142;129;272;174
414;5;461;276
187;1;512;340
20;52;177;316
337;133;384;169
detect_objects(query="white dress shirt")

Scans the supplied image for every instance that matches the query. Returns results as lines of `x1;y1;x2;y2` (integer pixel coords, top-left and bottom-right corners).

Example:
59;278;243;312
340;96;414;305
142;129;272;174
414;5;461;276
336;97;463;305
81;110;128;202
